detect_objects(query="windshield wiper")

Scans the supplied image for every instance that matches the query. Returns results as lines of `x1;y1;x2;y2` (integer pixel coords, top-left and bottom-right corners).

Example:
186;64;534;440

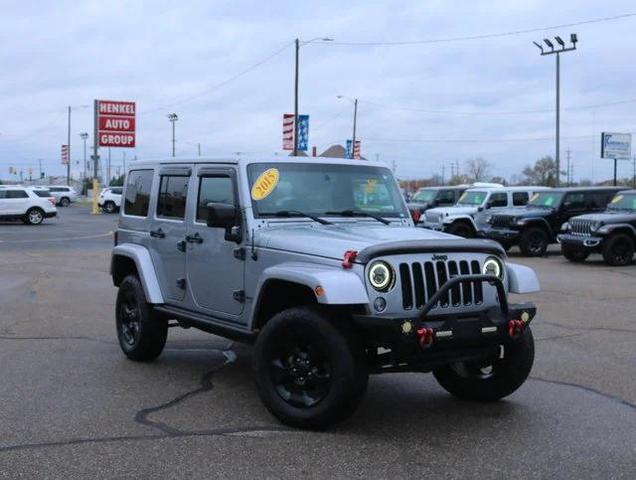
326;209;391;225
265;210;332;225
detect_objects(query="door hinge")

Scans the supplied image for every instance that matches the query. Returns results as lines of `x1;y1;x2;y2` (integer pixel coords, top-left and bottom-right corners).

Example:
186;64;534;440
233;247;246;261
176;278;186;290
232;289;245;303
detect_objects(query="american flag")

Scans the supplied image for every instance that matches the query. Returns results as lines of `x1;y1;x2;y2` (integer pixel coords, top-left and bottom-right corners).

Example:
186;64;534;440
61;144;69;165
346;140;361;159
282;114;294;150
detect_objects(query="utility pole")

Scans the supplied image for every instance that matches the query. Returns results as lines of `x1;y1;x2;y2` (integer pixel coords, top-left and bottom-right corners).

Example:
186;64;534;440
442;165;446;185
197;143;201;157
92;100;99;180
123;151;127;173
351;98;358;159
38;159;42;180
108;148;112;185
533;33;578;187
66;106;71;184
566;149;571;186
79;133;88;181
167;113;178;157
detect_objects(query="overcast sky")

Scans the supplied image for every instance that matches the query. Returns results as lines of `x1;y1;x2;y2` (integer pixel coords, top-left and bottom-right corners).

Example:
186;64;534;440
1;1;636;182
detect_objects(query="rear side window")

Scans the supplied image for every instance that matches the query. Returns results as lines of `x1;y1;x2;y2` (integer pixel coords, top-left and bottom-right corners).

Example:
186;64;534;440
588;191;616;209
513;192;529;206
196;176;235;222
33;190;51;198
489;192;508;207
437;190;455;205
124;170;154;217
157;175;189;219
49;187;61;192
111;187;123;195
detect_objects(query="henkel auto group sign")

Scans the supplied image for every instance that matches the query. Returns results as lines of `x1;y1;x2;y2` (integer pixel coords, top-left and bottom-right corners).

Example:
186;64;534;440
96;100;136;147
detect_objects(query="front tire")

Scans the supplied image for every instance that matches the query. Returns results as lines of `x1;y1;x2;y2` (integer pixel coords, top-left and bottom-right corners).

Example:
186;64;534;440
520;227;549;257
562;244;589;263
59;197;70;207
253;307;368;429
446;221;475;238
24;207;44;225
116;275;167;361
433;327;534;402
104;201;117;214
602;233;635;266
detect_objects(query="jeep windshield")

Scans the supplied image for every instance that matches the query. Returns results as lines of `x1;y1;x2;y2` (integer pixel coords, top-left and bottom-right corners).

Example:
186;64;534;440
412;189;436;202
607;193;636;211
457;191;487;206
248;163;408;220
527;192;564;209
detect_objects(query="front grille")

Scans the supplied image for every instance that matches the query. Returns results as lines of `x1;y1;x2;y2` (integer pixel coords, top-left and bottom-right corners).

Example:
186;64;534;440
425;212;441;224
490;215;513;228
570;219;593;236
398;260;483;310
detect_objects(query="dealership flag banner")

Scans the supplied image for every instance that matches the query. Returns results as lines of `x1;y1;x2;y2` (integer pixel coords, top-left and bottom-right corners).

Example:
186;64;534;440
346;140;361;159
61;144;69;165
282;114;309;152
96;100;136;148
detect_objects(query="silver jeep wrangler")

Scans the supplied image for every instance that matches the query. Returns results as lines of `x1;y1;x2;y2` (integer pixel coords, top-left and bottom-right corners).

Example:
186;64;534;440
111;156;540;429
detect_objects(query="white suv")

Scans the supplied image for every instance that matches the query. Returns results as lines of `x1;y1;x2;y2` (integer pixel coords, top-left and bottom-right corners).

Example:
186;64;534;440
98;187;123;213
0;186;58;225
46;186;78;207
421;186;551;237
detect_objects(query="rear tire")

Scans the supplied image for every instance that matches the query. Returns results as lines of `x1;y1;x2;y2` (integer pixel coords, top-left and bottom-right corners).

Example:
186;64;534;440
104;201;116;214
24;207;44;225
602;233;635;266
446;221;475;238
116;275;167;361
520;227;548;257
253;306;368;429
433;327;534;402
59;197;70;207
562;244;589;263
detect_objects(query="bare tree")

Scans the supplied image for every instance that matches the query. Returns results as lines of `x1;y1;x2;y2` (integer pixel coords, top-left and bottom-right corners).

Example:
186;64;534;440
521;156;562;186
465;157;492;182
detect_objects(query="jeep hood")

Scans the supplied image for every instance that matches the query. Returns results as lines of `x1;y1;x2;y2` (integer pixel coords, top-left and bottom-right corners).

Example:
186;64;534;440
571;211;636;223
427;206;478;217
256;222;504;261
494;207;551;219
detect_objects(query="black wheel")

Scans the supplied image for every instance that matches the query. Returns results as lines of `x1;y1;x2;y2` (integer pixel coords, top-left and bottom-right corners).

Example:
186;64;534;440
602;233;635;266
562;244;590;263
519;227;548;257
59;197;70;207
253;307;368;429
24;207;44;225
433;327;534;402
499;241;512;253
116;275;167;361
104;201;117;214
446;221;475;238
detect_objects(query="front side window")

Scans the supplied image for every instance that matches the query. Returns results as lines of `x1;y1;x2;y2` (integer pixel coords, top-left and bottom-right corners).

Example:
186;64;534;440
528;192;564;208
49;187;62;192
197;176;235;222
412;189;436;202
563;193;585;210
247;163;407;218
157;175;189;219
6;190;29;199
457;191;487;206
489;192;508;207
124;169;154;217
513;192;529;206
437;190;456;205
608;193;636;211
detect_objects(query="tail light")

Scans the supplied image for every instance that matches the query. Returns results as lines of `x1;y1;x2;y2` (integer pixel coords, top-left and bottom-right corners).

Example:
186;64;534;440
410;209;421;223
48;197;56;206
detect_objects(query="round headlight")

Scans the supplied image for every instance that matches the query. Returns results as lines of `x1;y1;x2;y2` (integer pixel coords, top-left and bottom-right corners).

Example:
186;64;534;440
482;256;504;279
368;261;394;291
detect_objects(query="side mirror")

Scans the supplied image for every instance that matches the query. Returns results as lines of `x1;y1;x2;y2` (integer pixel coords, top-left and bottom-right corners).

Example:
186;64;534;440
206;202;242;242
485;202;493;210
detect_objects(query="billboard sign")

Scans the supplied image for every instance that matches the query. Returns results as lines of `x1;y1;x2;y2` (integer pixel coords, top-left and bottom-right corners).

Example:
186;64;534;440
601;132;631;159
96;100;136;148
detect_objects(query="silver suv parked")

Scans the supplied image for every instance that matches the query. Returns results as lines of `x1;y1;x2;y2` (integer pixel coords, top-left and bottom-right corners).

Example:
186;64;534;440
110;156;540;429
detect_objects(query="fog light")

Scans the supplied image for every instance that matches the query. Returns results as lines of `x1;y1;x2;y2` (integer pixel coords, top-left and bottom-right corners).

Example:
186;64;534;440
373;297;387;312
401;320;413;334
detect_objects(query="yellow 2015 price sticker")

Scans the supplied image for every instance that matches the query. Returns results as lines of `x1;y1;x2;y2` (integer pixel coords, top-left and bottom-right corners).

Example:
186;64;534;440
251;168;280;200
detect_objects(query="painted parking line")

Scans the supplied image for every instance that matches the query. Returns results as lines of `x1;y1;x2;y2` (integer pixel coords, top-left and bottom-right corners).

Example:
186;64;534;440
0;231;113;243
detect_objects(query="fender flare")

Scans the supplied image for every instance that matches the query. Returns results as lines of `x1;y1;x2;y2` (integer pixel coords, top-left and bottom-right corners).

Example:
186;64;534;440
254;262;369;307
506;262;540;294
443;214;477;230
520;218;553;238
597;223;636;237
111;244;164;304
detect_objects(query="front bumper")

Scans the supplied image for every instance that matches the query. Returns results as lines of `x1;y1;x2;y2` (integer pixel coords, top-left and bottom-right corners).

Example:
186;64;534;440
352;275;536;372
557;233;603;249
420;221;445;231
479;226;521;243
44;211;58;218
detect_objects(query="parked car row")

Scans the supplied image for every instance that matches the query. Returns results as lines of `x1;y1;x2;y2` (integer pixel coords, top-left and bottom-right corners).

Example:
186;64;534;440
0;186;58;224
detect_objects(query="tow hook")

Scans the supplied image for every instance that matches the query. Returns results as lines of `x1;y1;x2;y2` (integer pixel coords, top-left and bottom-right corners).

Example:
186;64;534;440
417;327;435;349
507;320;524;338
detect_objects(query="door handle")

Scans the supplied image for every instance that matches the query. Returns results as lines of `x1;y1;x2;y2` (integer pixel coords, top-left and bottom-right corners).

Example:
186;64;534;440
150;228;165;239
177;240;186;252
185;233;203;244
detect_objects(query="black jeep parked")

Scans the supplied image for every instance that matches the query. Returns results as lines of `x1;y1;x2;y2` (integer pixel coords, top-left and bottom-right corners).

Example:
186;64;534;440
407;186;467;223
557;190;636;266
480;187;624;257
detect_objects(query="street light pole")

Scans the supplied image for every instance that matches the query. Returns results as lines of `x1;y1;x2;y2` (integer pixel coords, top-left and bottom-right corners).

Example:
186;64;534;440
167;113;178;157
533;34;578;187
352;98;358;159
79;133;88;181
67;106;71;185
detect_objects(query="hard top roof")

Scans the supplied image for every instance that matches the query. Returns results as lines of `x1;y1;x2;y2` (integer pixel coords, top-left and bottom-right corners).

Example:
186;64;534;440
548;186;627;193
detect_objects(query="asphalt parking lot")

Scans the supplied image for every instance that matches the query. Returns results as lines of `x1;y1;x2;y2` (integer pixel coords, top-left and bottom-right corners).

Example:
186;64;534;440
1;206;635;479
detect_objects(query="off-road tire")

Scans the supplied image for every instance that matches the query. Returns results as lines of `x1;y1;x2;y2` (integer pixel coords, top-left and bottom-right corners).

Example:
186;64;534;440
24;207;44;225
104;201;117;214
562;244;589;263
253;306;368;429
59;197;70;207
520;227;549;257
433;327;534;402
446;221;475;238
116;275;167;361
602;233;635;266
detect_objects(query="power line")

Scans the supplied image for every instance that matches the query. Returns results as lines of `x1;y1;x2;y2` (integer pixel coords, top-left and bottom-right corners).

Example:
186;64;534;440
328;12;636;46
364;134;597;144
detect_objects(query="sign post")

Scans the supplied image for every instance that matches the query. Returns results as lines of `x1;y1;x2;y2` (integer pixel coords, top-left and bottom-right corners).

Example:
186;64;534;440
601;132;631;186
